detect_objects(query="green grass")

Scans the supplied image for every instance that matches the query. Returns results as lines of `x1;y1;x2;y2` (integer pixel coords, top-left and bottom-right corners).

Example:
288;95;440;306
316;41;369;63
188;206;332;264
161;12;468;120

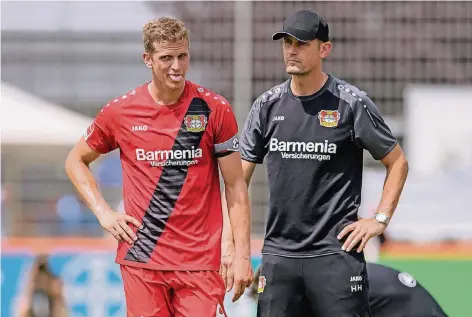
379;257;472;317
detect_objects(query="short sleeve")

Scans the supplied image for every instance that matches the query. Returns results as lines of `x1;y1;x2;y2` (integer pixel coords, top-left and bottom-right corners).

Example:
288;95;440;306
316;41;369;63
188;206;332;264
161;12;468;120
84;104;118;154
213;98;239;158
353;93;397;160
239;99;267;164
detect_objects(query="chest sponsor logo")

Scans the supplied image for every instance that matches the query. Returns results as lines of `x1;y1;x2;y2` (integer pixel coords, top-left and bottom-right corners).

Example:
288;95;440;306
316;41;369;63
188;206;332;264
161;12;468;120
184;115;208;132
136;147;202;167
269;138;337;161
318;110;340;128
273;115;285;122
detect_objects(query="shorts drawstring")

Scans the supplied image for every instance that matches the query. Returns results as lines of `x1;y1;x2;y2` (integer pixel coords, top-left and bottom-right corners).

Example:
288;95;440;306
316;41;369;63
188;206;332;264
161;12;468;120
218;299;229;317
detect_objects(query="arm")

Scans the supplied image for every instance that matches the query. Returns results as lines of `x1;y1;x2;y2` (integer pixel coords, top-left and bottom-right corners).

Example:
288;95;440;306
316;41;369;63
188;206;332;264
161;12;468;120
65;139;110;223
339;144;408;253
221;160;256;248
216;95;265;300
338;91;408;252
218;152;254;302
220;159;256;292
65;139;141;244
377;144;409;220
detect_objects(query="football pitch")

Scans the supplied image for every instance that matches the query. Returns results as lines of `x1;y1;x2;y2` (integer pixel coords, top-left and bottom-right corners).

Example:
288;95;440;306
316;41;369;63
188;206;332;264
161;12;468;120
378;257;471;317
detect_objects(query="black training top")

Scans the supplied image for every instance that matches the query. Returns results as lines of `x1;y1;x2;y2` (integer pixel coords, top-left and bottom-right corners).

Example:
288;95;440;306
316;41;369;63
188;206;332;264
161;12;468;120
240;75;397;257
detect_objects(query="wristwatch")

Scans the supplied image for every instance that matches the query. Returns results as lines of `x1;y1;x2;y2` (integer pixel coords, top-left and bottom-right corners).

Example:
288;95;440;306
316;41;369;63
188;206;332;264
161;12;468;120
374;213;390;226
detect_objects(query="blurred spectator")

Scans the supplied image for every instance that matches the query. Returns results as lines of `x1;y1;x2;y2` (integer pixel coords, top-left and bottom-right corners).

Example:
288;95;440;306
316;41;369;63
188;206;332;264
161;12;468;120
17;255;68;317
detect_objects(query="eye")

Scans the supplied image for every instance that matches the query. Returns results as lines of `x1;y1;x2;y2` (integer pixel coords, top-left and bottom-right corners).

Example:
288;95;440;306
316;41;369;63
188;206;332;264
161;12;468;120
178;53;188;59
160;55;172;61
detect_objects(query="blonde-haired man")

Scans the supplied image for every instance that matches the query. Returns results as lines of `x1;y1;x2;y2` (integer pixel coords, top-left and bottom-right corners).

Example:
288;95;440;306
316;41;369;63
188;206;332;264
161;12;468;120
66;17;253;317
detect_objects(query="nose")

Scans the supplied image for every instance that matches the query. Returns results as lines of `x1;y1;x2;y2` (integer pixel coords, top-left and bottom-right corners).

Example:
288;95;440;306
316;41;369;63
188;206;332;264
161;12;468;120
286;43;298;56
171;57;181;71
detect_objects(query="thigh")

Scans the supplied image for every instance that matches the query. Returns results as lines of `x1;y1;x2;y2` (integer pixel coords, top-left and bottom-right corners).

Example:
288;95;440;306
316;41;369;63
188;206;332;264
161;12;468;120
257;254;311;317
303;252;371;317
120;265;173;317
171;271;225;317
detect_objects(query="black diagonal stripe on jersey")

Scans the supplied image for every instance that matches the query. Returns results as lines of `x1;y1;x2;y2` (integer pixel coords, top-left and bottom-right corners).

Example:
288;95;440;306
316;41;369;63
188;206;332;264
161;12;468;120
124;98;211;263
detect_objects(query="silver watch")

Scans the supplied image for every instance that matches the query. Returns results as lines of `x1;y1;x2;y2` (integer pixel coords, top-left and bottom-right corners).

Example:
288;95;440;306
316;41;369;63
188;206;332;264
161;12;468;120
375;213;390;226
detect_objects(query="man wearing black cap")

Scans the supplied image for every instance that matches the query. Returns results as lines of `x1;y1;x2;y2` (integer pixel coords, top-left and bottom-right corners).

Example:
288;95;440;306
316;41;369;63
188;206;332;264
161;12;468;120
235;9;409;317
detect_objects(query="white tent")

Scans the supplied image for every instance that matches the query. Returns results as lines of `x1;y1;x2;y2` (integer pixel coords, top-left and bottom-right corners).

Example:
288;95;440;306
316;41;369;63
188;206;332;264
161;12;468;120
0;82;93;145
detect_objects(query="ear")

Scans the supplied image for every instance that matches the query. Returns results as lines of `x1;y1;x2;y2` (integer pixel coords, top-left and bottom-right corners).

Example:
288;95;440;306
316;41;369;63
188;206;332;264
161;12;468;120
143;52;153;69
319;41;332;59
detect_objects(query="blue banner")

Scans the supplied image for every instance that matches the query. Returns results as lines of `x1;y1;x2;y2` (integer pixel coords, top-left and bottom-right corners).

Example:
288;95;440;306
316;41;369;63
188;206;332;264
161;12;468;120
1;253;261;317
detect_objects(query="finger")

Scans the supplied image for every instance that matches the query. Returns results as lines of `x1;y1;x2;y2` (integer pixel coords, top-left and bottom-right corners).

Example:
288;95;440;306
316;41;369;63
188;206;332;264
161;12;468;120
246;278;253;288
220;265;228;289
337;223;357;240
120;221;137;242
115;225;133;244
247;273;255;287
110;228;122;242
357;234;371;253
342;227;361;250
226;270;234;292
219;306;223;315
346;230;365;252
125;215;142;228
232;281;244;302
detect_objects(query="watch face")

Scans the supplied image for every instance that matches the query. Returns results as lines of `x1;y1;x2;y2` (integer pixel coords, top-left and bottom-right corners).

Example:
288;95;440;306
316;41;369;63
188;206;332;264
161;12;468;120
376;214;387;222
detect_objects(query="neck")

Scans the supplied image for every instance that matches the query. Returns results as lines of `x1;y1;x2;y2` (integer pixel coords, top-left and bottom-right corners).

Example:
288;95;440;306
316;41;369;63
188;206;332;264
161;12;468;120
148;78;185;106
290;70;328;97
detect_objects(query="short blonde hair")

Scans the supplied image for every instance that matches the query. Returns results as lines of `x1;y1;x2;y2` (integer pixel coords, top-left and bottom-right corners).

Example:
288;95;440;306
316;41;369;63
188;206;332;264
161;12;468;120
143;17;189;53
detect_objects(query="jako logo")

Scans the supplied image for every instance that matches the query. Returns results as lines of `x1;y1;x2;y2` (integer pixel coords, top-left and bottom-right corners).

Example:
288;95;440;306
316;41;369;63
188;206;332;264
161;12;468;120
132;125;148;131
269;138;337;154
350;276;363;282
273;116;285;122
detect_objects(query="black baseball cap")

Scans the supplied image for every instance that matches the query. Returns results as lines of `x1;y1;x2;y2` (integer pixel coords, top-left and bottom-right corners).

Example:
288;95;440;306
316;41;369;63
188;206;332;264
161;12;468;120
272;10;329;42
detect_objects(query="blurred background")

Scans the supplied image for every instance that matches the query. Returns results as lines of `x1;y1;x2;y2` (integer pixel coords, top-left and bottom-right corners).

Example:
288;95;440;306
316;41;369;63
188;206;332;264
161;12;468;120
1;1;471;316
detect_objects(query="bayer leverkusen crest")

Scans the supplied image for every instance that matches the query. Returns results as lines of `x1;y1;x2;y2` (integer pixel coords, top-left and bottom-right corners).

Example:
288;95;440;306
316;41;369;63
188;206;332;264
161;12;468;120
318;110;340;128
184;115;208;132
257;276;266;293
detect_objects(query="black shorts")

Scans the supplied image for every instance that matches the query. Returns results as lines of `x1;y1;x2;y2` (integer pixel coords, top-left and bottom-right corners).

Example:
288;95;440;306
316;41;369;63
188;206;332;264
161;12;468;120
257;252;371;317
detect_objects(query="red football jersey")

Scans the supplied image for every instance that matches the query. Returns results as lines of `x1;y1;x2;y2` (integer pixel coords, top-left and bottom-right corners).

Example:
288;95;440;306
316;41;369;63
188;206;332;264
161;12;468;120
84;81;239;271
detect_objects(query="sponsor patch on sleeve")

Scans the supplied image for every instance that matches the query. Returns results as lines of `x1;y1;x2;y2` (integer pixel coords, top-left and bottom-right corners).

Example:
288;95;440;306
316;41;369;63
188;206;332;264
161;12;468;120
214;134;239;154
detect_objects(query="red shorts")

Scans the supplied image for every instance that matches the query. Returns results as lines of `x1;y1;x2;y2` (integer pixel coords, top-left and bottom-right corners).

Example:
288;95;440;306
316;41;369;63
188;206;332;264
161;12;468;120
120;265;227;317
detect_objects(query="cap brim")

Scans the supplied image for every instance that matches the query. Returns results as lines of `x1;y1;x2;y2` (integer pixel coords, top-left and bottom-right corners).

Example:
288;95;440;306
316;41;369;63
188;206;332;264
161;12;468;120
272;28;315;42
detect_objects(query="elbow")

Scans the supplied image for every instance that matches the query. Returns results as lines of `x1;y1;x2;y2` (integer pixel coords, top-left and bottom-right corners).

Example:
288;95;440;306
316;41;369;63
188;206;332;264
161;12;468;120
399;153;409;177
385;151;409;178
64;151;86;178
64;152;73;175
65;151;76;174
402;153;409;170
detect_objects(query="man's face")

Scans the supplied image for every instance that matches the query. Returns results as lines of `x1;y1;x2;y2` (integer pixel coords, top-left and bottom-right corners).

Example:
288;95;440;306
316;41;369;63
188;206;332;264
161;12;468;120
282;36;331;76
143;39;190;91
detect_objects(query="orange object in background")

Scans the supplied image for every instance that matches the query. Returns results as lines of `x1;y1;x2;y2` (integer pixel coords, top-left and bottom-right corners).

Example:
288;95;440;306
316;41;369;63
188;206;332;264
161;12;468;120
3;237;472;258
